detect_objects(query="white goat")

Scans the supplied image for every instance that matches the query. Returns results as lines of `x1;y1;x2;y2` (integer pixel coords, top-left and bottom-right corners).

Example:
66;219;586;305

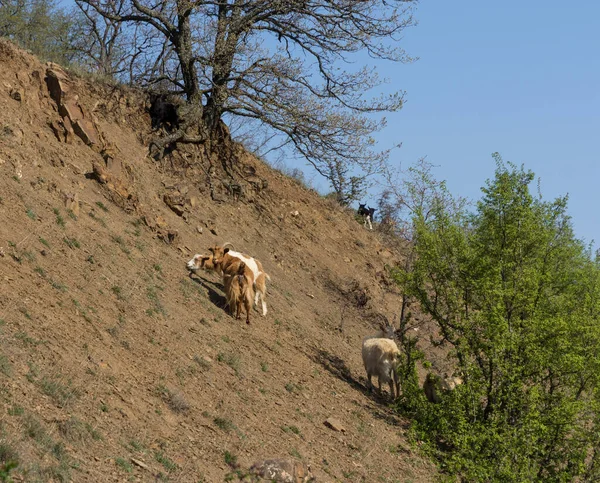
362;336;400;401
187;243;270;316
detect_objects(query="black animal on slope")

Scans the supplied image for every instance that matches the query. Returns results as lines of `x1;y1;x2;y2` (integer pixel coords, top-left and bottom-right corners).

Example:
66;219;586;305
358;203;376;230
149;93;182;132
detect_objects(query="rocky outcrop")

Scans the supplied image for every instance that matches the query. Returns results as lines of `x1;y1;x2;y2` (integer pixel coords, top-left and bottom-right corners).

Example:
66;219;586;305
45;63;100;147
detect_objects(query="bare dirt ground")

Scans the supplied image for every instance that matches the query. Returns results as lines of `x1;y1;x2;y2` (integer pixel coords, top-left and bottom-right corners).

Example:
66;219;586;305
0;39;439;482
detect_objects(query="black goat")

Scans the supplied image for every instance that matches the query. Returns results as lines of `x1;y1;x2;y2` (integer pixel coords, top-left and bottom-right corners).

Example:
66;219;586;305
149;93;182;131
358;203;376;230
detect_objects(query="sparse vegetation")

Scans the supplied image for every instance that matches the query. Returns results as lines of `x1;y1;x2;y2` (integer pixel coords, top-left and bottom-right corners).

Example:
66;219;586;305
214;417;235;432
146;285;166;316
193;355;211;371
156;384;190;413
0;443;19;480
216;352;241;376
224;450;237;467
0;355;12;376
111;235;131;254
281;425;301;435
88;210;107;227
154;450;177;472
111;285;124;300
63;237;80;249
115;457;133;473
38;375;80;407
289;448;302;460
7;405;23;416
53;208;65;227
95;201;109;212
57;417;102;442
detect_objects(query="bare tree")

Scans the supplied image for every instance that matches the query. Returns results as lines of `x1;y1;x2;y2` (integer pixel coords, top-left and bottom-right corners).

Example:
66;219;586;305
81;0;417;174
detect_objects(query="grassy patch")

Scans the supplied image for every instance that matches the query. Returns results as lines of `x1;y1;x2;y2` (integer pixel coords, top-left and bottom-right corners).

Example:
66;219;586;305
58;417;102;442
88;210;107;227
146;286;166;316
95;201;109;212
38;375;80;407
63;237;80;249
289;448;302;459
281;425;301;435
224;450;237;467
217;352;241;376
15;331;40;347
115;457;133;473
285;382;300;393
18;307;31;320
53;208;65;228
214;417;235;432
156;385;190;413
193;355;211;371
111;285;125;301
0;355;12;376
154;450;177;472
0;442;19;478
8;404;23;416
111;235;131;255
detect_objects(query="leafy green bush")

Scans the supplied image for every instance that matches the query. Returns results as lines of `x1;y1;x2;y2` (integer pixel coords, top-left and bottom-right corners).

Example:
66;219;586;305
395;155;600;482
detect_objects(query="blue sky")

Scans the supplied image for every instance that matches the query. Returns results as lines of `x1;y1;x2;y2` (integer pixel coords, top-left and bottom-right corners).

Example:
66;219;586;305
295;1;600;247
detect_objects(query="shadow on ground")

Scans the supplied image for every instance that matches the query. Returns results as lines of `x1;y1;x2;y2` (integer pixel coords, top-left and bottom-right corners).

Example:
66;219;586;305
189;273;227;310
309;346;408;429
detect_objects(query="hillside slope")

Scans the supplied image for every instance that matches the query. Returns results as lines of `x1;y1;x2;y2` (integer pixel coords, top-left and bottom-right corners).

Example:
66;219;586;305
0;40;437;482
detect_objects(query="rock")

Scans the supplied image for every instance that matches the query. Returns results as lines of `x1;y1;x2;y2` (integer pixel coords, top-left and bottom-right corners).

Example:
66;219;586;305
158;229;178;245
131;458;148;470
154;216;167;228
64;192;80;217
45;66;71;106
248;458;314;482
324;417;346;432
9;88;23;102
196;226;203;234
72;118;100;146
210;228;218;236
46;66;100;147
163;193;186;216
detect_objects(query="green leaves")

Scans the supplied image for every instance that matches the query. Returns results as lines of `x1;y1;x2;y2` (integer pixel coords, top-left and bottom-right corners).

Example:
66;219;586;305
400;154;600;482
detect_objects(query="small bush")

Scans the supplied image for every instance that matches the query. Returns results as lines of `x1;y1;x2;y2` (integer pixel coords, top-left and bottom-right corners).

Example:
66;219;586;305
63;237;80;249
53;208;65;227
95;201;109;212
214;417;235;432
154;451;177;472
115;457;132;473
